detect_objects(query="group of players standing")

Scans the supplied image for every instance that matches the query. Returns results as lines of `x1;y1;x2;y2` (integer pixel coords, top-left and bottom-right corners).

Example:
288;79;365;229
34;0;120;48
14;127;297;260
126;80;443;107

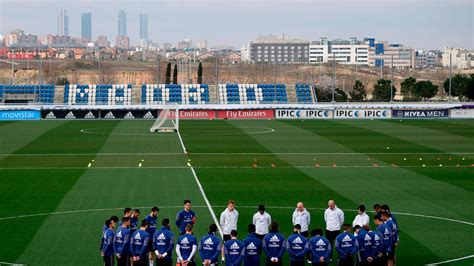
100;200;399;266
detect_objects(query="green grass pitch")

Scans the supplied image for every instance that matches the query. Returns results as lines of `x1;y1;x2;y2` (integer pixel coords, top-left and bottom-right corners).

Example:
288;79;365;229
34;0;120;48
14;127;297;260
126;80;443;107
0;119;473;265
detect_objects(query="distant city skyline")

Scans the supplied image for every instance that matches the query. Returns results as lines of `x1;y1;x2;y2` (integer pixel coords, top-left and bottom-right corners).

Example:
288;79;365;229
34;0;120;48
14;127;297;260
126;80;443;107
1;0;472;49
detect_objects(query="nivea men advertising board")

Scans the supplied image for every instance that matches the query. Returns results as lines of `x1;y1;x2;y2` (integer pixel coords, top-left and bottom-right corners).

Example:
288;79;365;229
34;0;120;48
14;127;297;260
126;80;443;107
333;109;391;119
275;109;332;119
392;109;449;119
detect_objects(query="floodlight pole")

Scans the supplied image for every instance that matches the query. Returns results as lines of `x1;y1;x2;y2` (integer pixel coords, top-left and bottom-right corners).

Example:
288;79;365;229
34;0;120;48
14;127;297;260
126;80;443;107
390;55;394;102
449;53;452;102
156;54;160;84
332;53;336;102
11;49;14;85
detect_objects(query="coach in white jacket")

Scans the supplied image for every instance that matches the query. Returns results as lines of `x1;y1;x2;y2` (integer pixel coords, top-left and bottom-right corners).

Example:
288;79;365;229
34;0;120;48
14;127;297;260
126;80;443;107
324;200;344;262
220;200;239;241
253;204;271;239
292;202;311;236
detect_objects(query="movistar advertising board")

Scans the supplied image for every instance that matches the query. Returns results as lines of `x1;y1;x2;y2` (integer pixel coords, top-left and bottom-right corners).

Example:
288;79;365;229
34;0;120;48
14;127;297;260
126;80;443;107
275;109;332;119
0;110;41;120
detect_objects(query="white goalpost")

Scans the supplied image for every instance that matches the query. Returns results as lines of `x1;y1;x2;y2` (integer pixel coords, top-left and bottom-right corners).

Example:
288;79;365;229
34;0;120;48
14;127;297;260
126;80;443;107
150;104;180;132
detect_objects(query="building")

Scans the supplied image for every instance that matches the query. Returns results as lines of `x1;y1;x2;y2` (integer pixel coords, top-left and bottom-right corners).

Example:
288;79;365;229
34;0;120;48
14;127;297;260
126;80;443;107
81;13;92;41
116;36;130;49
309;37;369;65
96;35;110;48
240;44;250;62
39;34;71;47
367;40;415;69
248;35;310;64
195;40;208;50
223;52;241;64
57;9;69;36
442;47;473;69
416;50;441;68
5;29;38;48
118;10;127;37
139;13;148;40
177;39;193;50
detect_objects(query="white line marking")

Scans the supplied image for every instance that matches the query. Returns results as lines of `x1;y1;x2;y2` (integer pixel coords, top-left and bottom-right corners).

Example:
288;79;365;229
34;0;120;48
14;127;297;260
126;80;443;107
1;165;472;170
80;127;275;137
426;254;474;265
0;262;26;266
0;205;472;226
174;120;224;238
2;152;474;156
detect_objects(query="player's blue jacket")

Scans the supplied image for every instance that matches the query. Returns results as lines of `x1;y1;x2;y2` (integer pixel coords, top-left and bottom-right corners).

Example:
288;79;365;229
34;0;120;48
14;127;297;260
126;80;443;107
199;233;221;264
357;230;374;261
153;226;175;260
145;214;158;236
101;228;115;256
376;224;393;253
262;232;286;259
175;209;195;234
335;232;358;259
286;233;309;261
368;230;384;258
130;229;150;259
177;233;198;261
130;216;139;233
224;239;245;266
385;218;399;243
243;233;262;266
308;236;331;264
114;226;131;256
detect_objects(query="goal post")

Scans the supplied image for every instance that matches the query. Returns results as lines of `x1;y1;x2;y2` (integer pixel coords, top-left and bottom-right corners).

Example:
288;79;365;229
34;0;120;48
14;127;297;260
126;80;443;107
150;104;179;132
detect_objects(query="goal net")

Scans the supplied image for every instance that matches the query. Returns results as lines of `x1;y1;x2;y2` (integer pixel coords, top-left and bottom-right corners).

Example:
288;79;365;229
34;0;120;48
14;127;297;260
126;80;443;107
150;105;179;132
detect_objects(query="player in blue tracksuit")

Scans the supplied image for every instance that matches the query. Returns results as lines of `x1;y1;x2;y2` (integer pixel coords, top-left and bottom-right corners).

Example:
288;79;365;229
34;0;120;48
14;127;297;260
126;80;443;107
130;220;150;266
335;224;359;266
176;224;198;266
374;215;393;265
355;225;375;266
368;228;384;265
286;224;309;266
130;209;141;233
243;224;262;266
262;221;286;266
176;199;196;235
101;219;116;266
114;217;131;266
102;216;119;234
153;218;175;266
380;204;398;227
146;207;160;265
224;230;245;266
199;224;221;265
308;229;331;266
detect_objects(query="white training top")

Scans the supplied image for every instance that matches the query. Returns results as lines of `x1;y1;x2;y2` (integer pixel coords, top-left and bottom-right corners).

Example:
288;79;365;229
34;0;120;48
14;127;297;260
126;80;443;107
352;212;370;227
292;208;311;232
220;208;239;235
324;206;344;231
253;211;272;235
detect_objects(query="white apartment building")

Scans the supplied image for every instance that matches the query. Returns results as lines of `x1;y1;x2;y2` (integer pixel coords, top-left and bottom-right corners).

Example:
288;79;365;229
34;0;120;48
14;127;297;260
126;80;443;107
368;40;415;69
309;37;369;65
442;47;473;69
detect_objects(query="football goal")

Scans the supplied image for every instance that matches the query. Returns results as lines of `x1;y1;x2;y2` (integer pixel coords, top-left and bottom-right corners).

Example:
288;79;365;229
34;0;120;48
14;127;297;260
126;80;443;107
150;105;179;132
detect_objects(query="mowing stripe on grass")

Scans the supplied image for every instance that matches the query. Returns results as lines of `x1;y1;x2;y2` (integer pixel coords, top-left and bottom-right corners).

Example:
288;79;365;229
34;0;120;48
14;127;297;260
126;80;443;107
385;119;474;140
230;120;470;264
0;121;119;264
182;120;441;265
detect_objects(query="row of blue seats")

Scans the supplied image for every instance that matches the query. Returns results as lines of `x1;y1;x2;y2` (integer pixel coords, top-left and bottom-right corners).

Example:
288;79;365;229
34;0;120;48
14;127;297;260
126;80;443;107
0;84;55;103
295;84;312;103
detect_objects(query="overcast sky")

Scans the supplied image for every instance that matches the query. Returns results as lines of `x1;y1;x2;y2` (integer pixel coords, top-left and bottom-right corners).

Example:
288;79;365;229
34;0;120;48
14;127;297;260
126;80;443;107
1;0;472;50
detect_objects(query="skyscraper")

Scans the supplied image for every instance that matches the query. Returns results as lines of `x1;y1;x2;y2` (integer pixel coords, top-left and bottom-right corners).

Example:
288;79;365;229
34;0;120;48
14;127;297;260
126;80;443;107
118;10;127;37
139;13;148;40
81;13;92;41
57;9;69;36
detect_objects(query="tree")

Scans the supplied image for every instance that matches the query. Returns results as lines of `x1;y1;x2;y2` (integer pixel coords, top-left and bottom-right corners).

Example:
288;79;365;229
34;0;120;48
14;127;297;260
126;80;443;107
349;80;366;101
443;74;468;97
165;62;171;84
335;88;348;102
197;62;203;84
401;77;417;99
467;74;474;100
172;64;178;84
413;80;438;99
372;79;395;101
